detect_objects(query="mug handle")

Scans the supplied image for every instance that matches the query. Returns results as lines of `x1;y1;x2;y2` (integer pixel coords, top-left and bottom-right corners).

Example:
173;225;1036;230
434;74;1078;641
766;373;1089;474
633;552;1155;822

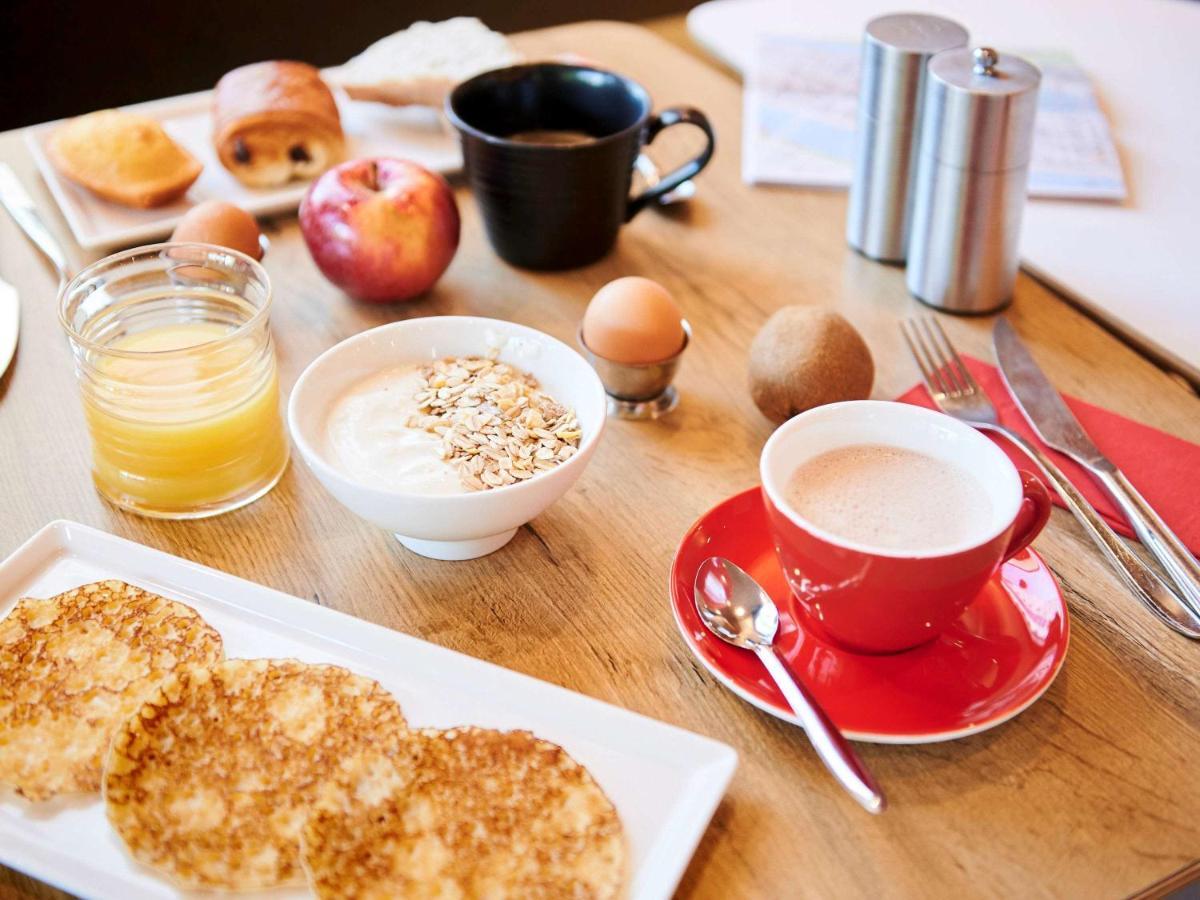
1003;470;1053;561
626;106;715;221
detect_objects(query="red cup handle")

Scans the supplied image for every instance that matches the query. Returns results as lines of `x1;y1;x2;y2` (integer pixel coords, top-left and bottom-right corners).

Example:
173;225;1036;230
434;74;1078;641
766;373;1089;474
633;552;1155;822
1003;470;1052;561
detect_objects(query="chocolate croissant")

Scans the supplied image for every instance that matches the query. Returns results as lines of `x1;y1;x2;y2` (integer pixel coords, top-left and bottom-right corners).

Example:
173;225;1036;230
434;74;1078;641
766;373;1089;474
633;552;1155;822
213;61;344;188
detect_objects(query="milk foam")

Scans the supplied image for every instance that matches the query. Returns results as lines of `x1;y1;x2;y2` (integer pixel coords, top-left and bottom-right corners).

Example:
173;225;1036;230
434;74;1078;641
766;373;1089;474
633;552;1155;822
784;444;993;551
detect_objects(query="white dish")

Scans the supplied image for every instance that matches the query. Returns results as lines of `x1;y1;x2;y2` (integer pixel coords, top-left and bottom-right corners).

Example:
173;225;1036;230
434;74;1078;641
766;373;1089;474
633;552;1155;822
24;84;462;252
0;275;17;382
289;316;608;560
0;520;736;899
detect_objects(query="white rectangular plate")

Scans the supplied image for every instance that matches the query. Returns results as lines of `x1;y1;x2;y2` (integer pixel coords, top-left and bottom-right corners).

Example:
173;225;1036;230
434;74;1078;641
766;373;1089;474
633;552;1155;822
24;84;462;252
0;521;736;899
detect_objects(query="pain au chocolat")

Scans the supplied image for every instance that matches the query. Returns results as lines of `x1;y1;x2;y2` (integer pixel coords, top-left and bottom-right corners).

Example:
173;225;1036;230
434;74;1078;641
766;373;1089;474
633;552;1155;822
212;61;344;188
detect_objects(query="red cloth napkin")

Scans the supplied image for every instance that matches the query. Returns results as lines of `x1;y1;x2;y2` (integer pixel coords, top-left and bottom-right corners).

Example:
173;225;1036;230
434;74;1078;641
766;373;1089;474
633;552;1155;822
897;355;1200;555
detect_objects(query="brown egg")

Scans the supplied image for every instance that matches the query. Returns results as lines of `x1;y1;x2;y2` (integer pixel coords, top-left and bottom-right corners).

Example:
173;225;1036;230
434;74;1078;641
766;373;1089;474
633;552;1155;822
171;201;263;260
581;277;685;364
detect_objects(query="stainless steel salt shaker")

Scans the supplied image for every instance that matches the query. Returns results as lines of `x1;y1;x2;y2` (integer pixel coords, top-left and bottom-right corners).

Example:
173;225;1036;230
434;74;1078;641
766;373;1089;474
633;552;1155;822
846;13;968;263
906;47;1041;313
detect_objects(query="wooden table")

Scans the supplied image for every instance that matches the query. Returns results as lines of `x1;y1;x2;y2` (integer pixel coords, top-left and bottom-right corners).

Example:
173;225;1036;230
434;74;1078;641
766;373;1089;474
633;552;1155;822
1;18;1198;900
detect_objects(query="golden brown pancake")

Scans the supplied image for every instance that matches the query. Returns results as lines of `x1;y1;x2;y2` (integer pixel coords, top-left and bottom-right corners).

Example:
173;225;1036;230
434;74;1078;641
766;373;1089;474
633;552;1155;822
301;726;626;899
0;580;223;801
104;658;407;891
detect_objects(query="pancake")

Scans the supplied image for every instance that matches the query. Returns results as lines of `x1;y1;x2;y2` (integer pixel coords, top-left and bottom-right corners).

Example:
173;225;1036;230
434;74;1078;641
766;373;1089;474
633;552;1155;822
0;580;223;801
301;726;626;899
104;658;407;891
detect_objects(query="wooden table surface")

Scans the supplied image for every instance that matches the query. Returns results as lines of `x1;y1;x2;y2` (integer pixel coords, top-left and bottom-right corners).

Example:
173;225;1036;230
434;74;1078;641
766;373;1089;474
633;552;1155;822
2;18;1198;900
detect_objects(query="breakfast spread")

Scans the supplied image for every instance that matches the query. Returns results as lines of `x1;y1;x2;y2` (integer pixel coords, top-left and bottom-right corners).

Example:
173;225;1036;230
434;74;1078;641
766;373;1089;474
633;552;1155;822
326;353;581;493
170;200;264;259
46;109;202;208
299;157;460;302
748;307;874;423
11;7;1172;895
213;60;345;188
581;276;686;364
785;444;993;550
302;726;626;899
0;581;223;801
336;17;520;108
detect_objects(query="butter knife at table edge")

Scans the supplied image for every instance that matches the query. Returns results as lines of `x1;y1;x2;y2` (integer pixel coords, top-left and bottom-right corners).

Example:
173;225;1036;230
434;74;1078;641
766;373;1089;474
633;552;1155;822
993;317;1200;627
0;275;17;382
993;419;1200;639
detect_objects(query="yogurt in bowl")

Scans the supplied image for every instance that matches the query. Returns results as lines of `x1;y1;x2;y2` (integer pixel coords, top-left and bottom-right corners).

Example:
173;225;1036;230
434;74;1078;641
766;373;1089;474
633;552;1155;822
288;316;607;560
325;365;466;495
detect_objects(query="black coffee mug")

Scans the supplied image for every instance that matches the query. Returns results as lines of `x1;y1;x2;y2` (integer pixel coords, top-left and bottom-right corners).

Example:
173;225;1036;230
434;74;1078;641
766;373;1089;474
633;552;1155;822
445;63;715;270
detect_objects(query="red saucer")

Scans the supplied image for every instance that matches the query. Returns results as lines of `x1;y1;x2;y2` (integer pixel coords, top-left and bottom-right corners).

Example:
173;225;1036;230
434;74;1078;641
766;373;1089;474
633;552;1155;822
670;487;1069;743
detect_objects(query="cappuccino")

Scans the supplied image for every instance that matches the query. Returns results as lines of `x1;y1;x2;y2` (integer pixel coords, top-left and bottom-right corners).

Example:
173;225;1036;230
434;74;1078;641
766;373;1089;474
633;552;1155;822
784;444;992;550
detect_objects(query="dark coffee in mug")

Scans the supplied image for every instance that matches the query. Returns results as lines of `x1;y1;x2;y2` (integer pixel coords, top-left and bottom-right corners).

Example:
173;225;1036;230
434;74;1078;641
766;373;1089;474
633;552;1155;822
446;64;715;270
507;130;595;146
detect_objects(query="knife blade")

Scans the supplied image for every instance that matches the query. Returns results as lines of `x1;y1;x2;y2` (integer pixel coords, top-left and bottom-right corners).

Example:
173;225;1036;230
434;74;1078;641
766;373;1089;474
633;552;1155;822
993;317;1108;468
994;316;1200;618
0;276;17;382
0;163;71;285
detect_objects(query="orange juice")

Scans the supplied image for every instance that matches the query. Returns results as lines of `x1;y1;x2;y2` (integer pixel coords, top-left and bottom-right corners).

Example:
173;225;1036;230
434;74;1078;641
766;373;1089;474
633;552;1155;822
61;245;286;518
81;320;288;516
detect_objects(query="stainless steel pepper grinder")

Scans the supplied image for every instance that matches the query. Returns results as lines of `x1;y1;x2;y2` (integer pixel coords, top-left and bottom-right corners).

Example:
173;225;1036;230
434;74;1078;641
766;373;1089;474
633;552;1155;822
846;13;968;263
906;47;1042;313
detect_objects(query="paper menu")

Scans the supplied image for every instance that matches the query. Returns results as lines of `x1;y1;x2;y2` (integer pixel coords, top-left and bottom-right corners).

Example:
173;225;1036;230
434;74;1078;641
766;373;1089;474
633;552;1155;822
744;36;1126;201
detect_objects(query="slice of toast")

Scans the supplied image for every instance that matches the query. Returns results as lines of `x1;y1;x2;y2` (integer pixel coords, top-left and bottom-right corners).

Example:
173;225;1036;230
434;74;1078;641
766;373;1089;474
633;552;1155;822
335;17;520;108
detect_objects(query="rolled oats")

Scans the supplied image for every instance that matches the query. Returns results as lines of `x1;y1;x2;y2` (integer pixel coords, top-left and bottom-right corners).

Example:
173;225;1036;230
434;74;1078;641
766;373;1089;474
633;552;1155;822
406;355;582;492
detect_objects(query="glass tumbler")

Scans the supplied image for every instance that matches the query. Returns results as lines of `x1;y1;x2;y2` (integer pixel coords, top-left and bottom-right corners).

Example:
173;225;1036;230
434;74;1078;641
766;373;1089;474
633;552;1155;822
59;243;289;518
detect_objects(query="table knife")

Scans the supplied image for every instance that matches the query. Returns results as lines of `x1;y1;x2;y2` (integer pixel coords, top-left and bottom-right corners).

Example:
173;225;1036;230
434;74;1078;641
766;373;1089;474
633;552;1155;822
994;317;1200;621
0;162;71;285
0;276;16;381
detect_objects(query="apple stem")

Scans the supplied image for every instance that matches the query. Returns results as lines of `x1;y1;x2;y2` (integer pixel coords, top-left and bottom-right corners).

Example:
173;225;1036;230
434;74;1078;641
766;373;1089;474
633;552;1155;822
367;160;379;192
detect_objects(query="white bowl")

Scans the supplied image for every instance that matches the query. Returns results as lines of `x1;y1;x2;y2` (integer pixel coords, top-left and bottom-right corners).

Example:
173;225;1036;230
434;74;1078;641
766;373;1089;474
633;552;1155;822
288;316;608;560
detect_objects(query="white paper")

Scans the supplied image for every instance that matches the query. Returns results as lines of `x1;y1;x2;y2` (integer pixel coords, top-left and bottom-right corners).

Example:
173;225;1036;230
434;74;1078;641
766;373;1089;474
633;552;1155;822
743;36;1127;201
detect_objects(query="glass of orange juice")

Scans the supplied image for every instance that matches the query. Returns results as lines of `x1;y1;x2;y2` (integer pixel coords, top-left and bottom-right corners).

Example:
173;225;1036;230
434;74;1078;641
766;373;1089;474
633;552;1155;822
59;243;289;518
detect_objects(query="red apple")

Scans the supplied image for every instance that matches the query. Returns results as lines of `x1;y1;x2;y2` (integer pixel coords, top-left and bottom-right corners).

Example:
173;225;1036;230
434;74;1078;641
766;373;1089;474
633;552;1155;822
299;158;460;302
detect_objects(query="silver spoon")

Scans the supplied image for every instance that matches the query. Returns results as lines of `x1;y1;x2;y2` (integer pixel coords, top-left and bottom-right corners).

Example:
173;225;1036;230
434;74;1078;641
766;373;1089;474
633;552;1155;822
694;556;886;814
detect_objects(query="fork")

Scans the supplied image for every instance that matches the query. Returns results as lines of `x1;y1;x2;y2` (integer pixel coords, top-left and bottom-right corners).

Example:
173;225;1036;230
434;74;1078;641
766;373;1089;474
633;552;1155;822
901;317;1200;639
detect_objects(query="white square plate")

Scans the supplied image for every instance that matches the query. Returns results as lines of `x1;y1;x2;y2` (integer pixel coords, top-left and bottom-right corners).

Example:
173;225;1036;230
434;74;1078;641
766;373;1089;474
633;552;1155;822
24;85;462;251
0;521;736;899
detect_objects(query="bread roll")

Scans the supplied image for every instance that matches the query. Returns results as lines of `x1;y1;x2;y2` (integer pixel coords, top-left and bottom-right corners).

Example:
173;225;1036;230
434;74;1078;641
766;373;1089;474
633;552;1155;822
336;18;519;108
213;61;344;188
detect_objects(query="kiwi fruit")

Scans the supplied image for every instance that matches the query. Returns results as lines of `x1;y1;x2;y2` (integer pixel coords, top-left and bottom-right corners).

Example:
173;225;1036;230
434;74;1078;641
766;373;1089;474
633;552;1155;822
748;307;874;423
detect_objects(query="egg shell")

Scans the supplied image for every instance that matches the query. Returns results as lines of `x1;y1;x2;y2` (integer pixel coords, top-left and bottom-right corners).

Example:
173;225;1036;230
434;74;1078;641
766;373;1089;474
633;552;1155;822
171;201;263;260
581;276;685;365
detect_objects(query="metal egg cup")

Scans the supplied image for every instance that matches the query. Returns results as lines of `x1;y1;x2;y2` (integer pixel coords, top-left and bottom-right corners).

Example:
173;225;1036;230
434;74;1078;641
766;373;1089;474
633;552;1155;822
578;320;690;420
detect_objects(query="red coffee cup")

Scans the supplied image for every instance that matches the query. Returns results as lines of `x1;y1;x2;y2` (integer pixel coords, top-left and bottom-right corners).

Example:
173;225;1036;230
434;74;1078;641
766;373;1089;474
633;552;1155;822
760;401;1051;654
